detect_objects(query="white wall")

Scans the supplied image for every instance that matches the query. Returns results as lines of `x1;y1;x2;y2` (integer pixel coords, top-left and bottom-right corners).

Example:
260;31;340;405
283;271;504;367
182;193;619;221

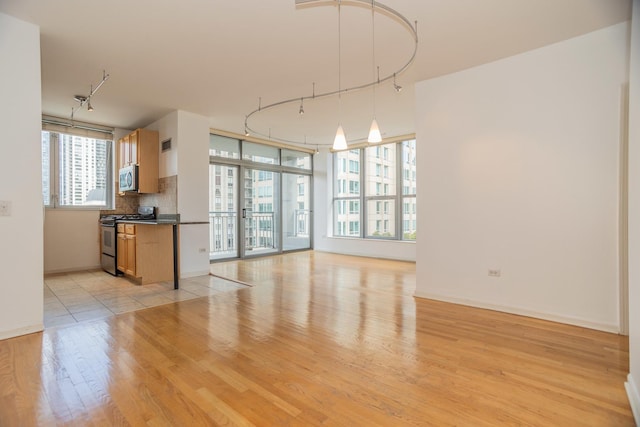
313;148;417;261
44;210;101;273
176;111;210;223
176;111;210;276
415;23;628;332
626;0;640;422
149;110;210;278
0;13;44;339
147;111;179;178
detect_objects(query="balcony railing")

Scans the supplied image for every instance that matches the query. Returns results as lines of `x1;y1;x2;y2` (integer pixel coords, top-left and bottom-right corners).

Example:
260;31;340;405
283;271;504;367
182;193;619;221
294;209;310;237
209;211;277;257
209;211;237;258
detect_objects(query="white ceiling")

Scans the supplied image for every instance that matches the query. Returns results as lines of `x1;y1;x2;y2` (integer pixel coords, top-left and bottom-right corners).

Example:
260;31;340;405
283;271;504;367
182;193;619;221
0;0;631;147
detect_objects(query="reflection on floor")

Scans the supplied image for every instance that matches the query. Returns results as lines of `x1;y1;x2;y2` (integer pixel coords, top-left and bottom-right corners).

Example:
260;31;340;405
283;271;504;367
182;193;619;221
44;269;246;328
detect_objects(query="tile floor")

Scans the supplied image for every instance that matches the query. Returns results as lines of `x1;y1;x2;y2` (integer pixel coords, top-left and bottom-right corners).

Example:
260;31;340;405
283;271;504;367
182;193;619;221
44;269;247;328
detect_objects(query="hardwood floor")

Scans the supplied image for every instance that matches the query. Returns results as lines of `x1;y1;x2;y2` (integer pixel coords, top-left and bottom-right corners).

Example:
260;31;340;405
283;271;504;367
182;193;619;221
0;251;634;426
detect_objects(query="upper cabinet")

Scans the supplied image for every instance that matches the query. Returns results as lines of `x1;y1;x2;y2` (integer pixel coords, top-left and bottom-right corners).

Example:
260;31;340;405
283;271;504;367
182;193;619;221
118;128;159;193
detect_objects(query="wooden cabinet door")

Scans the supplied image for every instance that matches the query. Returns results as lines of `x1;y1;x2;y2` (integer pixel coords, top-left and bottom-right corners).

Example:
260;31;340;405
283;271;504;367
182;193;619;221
126;234;136;276
116;234;127;273
122;134;132;166
129;130;138;165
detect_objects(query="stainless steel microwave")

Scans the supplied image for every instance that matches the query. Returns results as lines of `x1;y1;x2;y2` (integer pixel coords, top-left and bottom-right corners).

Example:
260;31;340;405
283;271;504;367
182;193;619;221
118;164;138;192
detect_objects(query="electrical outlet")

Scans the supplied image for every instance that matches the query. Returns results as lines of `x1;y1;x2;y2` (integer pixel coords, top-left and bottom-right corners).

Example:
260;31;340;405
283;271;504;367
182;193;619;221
488;269;501;277
0;200;11;217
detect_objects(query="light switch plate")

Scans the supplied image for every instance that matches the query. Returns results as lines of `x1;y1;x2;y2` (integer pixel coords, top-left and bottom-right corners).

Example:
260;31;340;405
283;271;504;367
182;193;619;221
0;200;11;217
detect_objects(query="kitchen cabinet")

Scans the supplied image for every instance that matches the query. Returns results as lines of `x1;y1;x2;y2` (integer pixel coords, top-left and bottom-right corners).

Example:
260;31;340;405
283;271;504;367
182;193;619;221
117;128;159;193
117;224;136;276
117;223;175;285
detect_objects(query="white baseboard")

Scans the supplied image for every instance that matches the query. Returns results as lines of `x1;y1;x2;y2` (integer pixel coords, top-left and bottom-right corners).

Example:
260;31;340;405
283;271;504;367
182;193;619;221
314;248;416;263
626;374;640;425
180;270;211;279
0;324;44;341
413;291;619;333
44;264;102;275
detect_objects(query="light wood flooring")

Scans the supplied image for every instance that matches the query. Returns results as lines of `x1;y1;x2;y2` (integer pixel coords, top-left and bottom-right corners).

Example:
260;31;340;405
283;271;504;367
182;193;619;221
1;251;634;426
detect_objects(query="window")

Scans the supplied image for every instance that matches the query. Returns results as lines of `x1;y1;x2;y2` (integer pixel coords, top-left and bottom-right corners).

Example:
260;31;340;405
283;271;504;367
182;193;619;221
242;141;279;164
349;221;360;236
209;134;240;159
281;148;311;170
349;181;360;194
401;140;417;241
349;159;359;174
42;131;113;208
333;139;416;241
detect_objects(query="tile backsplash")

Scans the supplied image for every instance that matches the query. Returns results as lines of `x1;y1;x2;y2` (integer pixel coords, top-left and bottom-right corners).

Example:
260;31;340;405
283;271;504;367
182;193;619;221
139;175;178;215
102;175;177;215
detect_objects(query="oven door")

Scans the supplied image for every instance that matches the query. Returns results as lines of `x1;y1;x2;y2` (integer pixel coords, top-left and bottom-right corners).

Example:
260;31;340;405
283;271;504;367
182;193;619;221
101;224;116;257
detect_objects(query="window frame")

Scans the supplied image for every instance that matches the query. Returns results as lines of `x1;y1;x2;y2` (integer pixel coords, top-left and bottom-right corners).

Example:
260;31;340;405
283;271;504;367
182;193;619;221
42;129;114;210
332;138;416;241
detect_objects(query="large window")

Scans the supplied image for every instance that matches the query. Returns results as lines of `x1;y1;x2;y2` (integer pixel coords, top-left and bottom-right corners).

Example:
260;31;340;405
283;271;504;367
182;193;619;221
209;134;314;260
42;130;113;208
333;139;416;241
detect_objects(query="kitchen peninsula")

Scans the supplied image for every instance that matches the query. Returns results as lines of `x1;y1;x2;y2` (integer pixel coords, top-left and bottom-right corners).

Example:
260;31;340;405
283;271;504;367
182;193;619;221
116;217;179;287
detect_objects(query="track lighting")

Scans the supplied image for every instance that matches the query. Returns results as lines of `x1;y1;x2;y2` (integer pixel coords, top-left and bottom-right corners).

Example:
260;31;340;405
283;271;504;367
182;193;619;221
368;118;381;143
334;124;347;150
70;70;109;120
393;73;402;92
243;1;417;146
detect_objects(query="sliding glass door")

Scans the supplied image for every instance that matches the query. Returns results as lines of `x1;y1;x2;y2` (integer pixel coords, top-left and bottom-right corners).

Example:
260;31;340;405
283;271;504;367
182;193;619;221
282;173;311;251
209;134;313;261
242;168;280;257
209;164;239;260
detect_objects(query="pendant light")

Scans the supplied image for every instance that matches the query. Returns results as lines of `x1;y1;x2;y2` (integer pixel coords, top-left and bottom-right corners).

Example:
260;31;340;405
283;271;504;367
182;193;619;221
333;0;348;150
367;0;382;143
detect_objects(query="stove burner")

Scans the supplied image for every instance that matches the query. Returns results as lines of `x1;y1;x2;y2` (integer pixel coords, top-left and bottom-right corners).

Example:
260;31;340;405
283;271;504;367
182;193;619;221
99;206;156;225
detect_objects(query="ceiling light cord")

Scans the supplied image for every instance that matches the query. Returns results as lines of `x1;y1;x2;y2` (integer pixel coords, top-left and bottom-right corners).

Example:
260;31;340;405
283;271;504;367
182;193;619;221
367;0;382;144
333;0;348;150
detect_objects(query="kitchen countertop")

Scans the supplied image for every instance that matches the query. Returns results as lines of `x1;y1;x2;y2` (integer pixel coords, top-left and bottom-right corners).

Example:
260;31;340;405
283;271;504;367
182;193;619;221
117;219;178;225
117;214;180;225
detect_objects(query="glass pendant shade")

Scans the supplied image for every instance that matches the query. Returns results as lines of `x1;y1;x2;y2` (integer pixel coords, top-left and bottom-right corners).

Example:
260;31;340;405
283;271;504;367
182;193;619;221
333;124;347;150
368;118;381;143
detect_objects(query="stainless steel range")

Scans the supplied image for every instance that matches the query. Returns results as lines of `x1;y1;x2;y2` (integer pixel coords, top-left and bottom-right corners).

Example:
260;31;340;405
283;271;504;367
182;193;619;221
99;206;156;275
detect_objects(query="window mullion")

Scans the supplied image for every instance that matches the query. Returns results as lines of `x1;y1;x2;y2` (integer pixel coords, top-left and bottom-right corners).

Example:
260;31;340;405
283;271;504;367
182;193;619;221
396;142;402;240
52;133;59;208
360;147;365;238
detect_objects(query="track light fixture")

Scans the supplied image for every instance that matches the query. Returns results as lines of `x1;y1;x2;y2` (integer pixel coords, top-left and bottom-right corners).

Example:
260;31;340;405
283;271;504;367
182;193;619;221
243;1;418;147
71;70;109;120
393;73;403;93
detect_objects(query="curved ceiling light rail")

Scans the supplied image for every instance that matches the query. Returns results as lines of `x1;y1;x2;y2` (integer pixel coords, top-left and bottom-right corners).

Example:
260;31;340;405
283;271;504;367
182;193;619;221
244;0;418;147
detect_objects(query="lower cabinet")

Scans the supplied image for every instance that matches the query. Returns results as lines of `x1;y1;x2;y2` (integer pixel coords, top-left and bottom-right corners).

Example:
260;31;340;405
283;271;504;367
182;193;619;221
117;224;137;276
117;223;174;284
